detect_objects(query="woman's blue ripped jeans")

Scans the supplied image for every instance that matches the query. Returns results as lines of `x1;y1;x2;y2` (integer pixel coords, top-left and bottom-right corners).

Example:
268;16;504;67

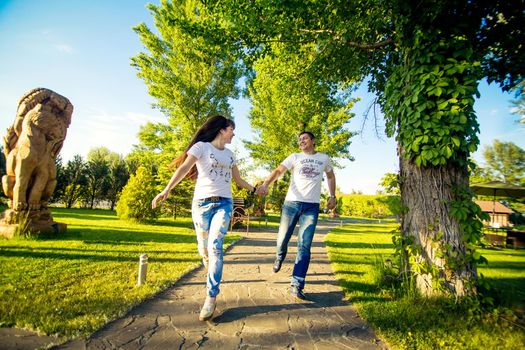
192;197;233;297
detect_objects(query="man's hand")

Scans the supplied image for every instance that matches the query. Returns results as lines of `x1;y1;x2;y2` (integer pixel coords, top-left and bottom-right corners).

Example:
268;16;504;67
256;183;269;196
327;196;337;210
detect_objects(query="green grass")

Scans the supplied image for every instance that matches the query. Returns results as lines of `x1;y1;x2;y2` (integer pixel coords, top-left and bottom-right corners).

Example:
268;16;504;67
0;208;240;337
325;220;525;350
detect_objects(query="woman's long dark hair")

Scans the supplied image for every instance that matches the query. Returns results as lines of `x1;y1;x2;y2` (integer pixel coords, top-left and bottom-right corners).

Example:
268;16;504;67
173;115;235;180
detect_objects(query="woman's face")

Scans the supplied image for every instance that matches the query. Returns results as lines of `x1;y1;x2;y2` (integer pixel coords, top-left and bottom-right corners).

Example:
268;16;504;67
221;125;235;144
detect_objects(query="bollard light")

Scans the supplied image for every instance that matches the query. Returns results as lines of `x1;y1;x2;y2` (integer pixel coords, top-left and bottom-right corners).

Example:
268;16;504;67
138;254;148;286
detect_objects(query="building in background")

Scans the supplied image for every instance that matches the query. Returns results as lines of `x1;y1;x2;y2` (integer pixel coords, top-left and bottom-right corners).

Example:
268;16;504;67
475;200;514;228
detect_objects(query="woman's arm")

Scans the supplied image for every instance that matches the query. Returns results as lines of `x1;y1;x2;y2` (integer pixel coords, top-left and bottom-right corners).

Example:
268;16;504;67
151;155;198;208
256;165;287;196
231;165;255;192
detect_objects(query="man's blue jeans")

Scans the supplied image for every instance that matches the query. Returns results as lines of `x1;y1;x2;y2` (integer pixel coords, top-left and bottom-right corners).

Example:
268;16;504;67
276;200;320;289
192;197;233;297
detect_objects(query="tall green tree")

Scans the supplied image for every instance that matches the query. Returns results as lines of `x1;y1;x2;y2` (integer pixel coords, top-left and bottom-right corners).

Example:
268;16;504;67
131;0;243;207
84;148;110;209
62;155;87;209
50;156;67;204
84;147;130;211
107;156;130;211
483;140;525;185
468;159;492;185
246;43;356;170
131;0;241;161
195;0;523;297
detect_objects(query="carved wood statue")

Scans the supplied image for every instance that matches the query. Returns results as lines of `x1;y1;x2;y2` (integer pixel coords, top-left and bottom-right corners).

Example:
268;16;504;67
1;88;73;237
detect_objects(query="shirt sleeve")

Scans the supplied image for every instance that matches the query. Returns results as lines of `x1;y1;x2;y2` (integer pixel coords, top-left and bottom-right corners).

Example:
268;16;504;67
187;141;203;159
324;155;333;173
231;150;237;166
281;153;295;170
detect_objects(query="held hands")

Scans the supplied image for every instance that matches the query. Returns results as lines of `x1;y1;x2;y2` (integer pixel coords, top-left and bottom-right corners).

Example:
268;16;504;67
152;190;169;209
255;183;269;196
327;197;337;210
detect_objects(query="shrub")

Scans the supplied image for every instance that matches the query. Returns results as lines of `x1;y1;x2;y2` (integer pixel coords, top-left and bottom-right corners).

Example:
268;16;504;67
340;194;397;218
116;166;158;222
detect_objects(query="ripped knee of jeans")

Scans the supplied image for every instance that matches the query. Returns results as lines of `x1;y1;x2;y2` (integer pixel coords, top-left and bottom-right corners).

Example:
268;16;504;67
196;228;209;257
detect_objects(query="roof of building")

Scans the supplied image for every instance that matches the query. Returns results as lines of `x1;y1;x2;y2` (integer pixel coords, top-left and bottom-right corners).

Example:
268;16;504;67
475;200;514;214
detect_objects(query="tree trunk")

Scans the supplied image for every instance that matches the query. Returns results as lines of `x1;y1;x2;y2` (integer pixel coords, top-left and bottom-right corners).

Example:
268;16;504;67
399;150;477;297
89;189;96;209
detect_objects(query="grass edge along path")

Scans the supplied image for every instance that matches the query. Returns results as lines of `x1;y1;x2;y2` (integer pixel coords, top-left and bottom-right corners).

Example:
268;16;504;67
325;219;525;350
0;208;241;338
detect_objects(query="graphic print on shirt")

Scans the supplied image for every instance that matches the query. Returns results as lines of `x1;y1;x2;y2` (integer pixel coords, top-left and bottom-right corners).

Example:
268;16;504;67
298;158;323;179
207;153;232;183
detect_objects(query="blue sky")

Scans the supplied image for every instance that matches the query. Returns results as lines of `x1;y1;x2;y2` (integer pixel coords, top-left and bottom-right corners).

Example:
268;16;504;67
1;1;523;194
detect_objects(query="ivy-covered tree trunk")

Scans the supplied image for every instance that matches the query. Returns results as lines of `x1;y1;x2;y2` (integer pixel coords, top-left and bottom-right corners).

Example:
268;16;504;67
386;33;486;297
399;152;476;296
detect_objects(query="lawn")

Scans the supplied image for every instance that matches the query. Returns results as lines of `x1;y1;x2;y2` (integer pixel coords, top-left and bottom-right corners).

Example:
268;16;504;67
0;208;240;337
325;220;525;350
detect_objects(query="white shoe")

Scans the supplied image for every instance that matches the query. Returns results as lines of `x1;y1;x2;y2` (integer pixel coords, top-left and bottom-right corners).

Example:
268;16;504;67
199;296;216;321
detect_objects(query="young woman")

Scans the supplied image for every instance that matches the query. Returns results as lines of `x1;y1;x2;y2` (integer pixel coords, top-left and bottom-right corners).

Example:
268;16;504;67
152;115;256;321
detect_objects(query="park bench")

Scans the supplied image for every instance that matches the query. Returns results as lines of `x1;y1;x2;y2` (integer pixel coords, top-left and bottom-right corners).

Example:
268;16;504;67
230;197;250;233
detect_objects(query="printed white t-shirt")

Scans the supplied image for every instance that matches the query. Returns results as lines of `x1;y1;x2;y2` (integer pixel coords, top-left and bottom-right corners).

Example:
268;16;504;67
187;141;236;199
281;152;333;203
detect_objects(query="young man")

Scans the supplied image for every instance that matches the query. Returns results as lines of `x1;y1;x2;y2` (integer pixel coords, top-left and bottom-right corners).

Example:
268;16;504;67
257;131;337;299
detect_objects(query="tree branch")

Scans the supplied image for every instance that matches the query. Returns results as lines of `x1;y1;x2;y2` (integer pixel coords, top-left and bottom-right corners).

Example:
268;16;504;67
346;38;393;50
299;29;393;50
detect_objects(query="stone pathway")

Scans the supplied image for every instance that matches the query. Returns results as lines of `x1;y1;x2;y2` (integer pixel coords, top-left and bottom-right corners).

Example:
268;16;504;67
3;221;386;349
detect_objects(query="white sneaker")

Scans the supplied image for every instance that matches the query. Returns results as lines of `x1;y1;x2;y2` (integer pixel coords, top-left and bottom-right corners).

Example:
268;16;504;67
199;296;216;321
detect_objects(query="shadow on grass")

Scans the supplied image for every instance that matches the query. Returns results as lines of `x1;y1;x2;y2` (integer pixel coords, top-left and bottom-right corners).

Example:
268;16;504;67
51;208;194;230
481;260;525;270
325;240;394;249
484;277;525;308
33;226;197;244
0;247;199;263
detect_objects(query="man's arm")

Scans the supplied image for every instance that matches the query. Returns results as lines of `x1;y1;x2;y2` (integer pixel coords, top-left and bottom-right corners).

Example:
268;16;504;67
256;164;288;196
326;170;337;210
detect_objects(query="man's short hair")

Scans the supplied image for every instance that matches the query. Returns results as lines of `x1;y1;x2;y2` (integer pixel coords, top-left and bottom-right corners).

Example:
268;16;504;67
299;131;315;140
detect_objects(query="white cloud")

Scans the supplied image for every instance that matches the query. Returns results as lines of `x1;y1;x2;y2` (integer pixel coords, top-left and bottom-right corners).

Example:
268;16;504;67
55;44;74;54
57;109;166;161
126;112;165;125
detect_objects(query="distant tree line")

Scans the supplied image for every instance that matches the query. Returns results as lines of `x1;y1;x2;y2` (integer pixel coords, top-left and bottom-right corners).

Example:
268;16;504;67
51;147;130;210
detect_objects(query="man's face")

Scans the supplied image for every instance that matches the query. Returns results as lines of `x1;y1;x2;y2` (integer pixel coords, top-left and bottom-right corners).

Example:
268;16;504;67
298;133;314;151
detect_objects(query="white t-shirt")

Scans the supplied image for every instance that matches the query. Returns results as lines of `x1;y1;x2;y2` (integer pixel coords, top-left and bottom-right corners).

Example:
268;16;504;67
187;141;236;199
281;152;333;203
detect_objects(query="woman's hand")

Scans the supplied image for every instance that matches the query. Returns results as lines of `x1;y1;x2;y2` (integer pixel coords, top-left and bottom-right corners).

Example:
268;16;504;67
256;183;269;196
152;190;169;209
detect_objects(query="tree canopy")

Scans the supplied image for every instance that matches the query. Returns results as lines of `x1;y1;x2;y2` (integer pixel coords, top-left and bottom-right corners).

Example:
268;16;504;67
482;140;525;186
131;0;243;171
246;43;356;169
